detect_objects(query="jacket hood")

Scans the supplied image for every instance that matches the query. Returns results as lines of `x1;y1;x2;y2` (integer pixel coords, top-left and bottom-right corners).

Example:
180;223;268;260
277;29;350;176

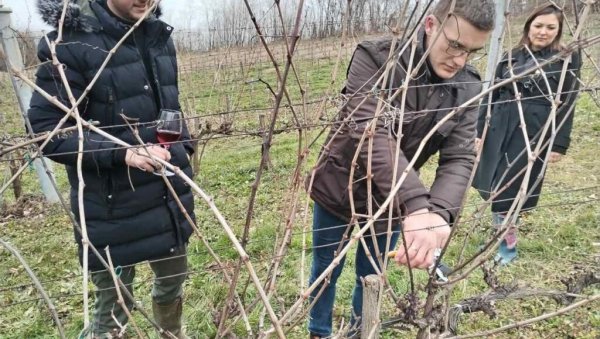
37;0;162;32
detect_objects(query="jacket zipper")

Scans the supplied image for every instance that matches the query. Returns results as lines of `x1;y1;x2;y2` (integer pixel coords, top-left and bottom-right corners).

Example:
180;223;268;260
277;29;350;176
106;174;114;218
107;87;115;126
133;27;180;249
132;31;163;112
106;87;115;218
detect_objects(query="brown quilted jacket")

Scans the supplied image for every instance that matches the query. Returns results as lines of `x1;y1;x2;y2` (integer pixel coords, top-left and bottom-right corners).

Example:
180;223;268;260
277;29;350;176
308;30;482;228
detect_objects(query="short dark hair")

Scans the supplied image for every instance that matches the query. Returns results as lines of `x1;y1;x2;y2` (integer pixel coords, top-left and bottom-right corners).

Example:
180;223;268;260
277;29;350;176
518;3;564;51
432;0;496;32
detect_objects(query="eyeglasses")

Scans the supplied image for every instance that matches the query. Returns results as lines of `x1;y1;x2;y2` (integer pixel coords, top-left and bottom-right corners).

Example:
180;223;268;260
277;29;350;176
435;16;487;60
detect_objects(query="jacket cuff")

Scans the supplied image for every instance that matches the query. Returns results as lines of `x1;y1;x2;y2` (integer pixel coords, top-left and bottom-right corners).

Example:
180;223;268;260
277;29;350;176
429;197;458;225
112;147;128;167
431;204;451;224
184;145;195;158
551;144;568;155
403;196;431;216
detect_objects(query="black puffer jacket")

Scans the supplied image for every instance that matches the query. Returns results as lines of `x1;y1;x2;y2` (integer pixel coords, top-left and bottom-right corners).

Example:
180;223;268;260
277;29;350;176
29;0;195;270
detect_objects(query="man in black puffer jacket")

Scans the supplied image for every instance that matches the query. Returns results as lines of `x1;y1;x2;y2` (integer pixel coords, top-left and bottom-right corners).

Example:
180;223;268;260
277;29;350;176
29;0;194;337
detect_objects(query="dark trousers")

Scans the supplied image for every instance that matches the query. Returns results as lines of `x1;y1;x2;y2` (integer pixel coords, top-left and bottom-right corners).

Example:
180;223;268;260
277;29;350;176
90;249;187;336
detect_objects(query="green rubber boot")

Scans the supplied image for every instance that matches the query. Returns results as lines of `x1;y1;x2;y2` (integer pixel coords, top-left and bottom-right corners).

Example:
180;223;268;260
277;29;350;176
153;297;189;339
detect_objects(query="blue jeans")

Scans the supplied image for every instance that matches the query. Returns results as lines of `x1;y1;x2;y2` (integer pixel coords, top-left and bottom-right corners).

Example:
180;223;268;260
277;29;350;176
308;203;399;336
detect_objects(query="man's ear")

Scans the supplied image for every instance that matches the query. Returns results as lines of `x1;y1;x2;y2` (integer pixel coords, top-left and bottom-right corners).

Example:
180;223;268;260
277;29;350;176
424;15;436;36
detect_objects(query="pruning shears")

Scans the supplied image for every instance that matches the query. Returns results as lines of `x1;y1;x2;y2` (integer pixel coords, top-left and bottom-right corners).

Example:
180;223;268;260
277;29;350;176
387;248;450;282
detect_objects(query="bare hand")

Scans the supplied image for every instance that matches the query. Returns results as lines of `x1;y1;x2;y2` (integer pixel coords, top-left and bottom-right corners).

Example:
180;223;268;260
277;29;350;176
125;145;171;172
474;138;482;152
394;209;450;269
548;151;563;163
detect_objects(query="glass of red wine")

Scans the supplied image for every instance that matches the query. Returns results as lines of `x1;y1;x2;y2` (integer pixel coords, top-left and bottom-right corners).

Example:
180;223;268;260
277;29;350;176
154;109;182;176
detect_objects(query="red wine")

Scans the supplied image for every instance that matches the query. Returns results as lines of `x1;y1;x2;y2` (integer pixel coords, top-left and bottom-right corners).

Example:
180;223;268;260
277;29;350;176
157;130;181;145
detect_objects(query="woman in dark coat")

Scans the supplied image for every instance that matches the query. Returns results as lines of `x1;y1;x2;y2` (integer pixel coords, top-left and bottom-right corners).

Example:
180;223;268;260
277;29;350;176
473;3;581;264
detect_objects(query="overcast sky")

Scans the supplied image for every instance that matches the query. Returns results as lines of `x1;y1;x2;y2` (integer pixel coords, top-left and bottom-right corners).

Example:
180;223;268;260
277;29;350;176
2;0;209;31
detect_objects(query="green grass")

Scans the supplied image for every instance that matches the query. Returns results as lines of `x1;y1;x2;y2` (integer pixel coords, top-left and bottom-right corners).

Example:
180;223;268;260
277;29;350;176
1;34;599;339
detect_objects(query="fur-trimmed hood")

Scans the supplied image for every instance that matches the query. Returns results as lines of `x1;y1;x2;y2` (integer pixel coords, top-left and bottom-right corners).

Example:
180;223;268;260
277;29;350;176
37;0;162;32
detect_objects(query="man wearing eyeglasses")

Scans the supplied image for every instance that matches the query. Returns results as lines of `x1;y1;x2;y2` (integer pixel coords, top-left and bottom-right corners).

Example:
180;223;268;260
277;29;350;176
306;0;495;337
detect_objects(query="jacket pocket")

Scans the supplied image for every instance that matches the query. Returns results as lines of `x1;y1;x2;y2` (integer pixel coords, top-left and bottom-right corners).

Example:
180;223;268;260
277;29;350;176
424;118;458;157
106;87;115;126
105;173;115;219
310;156;351;210
525;104;551;139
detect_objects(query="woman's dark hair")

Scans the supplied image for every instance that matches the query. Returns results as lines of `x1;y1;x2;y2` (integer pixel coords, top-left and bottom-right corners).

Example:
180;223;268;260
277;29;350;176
518;3;564;51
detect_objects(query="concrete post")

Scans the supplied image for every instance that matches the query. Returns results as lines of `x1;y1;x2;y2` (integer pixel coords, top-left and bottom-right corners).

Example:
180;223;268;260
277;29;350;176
0;6;60;203
484;0;509;88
